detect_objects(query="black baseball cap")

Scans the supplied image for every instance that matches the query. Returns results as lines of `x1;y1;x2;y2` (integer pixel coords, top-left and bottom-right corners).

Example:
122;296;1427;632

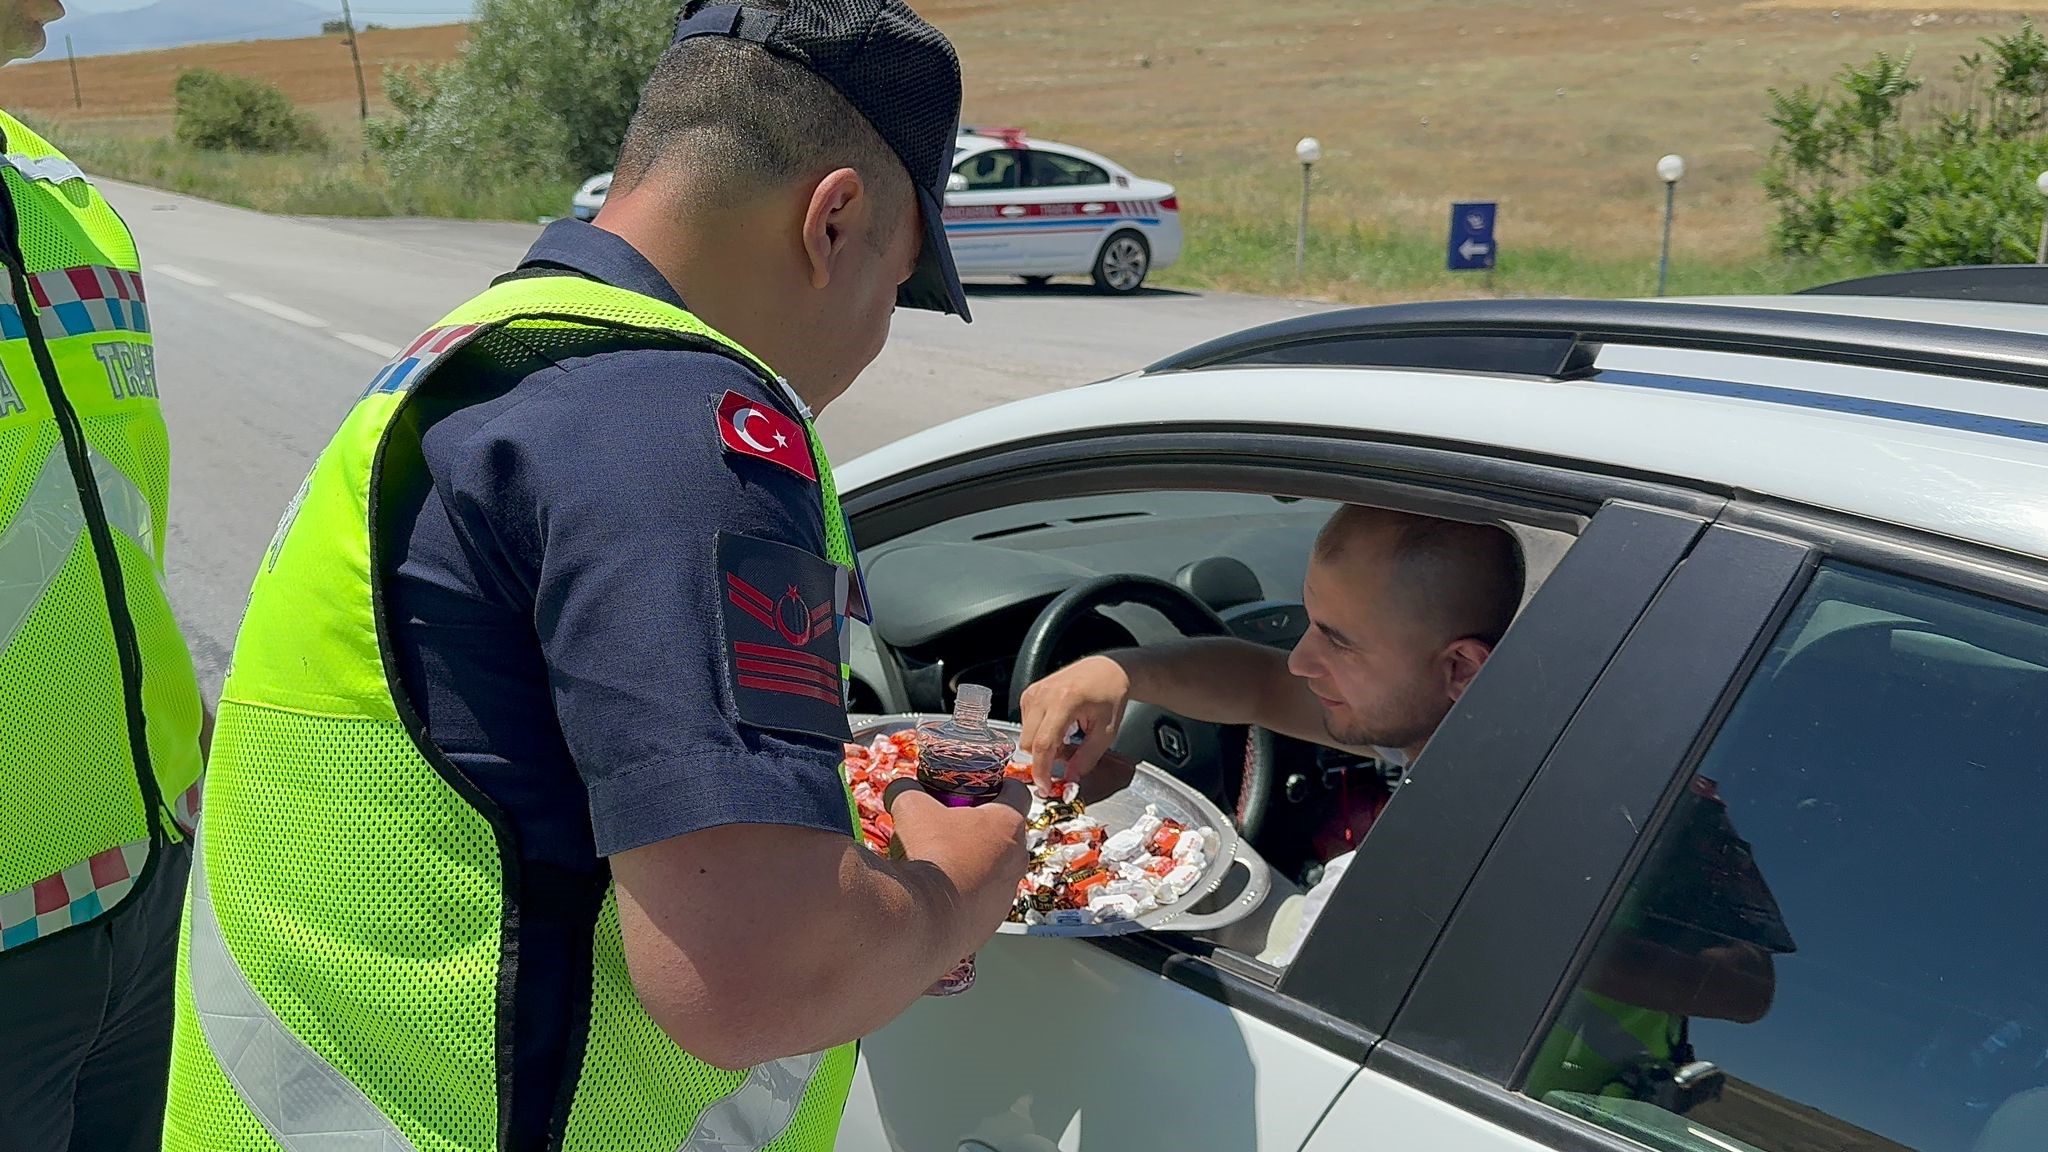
672;0;972;322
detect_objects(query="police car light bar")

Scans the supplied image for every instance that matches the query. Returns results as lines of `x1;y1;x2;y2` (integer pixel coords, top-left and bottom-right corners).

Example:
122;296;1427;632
961;125;1030;146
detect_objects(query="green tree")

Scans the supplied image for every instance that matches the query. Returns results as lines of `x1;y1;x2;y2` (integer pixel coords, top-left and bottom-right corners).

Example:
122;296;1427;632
371;0;673;190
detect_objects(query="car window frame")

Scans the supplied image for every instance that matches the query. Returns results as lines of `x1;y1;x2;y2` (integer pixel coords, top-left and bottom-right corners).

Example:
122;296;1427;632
1368;499;2048;1151
839;424;1726;1058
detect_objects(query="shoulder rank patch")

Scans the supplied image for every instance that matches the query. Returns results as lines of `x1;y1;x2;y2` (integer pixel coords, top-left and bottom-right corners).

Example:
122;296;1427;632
716;390;816;481
717;530;850;742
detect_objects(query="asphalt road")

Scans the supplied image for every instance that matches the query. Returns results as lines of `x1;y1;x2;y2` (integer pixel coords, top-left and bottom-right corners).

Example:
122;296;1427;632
102;181;1329;697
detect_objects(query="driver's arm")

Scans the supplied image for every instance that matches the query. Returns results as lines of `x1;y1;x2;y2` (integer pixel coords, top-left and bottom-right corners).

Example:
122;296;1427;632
1018;640;1337;789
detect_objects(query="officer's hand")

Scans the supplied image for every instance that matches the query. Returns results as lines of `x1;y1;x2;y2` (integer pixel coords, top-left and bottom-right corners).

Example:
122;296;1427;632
1018;655;1129;796
886;779;1031;941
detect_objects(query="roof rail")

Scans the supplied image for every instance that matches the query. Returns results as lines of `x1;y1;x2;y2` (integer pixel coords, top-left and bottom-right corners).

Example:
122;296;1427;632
1142;298;2048;389
1799;264;2048;306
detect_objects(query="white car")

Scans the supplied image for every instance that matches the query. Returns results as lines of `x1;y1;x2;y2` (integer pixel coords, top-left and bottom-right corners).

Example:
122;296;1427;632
563;129;1180;293
829;266;2048;1152
945;127;1181;293
570;171;610;221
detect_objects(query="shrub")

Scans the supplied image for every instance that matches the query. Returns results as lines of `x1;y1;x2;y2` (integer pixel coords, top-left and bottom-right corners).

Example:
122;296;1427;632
1761;21;2048;267
172;69;327;154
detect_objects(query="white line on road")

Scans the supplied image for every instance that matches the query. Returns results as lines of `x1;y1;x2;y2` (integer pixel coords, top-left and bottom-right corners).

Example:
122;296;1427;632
152;263;217;288
227;292;329;329
333;331;400;358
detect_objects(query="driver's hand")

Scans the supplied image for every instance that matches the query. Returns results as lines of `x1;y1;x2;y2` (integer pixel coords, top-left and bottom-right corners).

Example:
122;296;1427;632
1018;655;1130;796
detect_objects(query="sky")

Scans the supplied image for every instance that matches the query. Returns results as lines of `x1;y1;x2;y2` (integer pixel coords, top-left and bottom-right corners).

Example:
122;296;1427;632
60;0;473;26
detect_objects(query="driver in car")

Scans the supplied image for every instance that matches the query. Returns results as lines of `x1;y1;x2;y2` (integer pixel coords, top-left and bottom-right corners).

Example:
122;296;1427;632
1019;503;1784;1106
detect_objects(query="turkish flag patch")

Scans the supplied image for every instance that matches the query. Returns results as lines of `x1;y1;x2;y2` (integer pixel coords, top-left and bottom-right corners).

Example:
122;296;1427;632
716;390;815;481
717;530;850;741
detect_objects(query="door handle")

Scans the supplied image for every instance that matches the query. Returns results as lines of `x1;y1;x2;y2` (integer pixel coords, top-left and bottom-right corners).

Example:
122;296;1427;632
1000;205;1027;217
1081;202;1106;214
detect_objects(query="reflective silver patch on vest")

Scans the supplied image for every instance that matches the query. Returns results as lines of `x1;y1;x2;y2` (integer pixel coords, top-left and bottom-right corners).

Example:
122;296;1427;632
87;445;154;563
0;442;86;654
677;1050;824;1152
187;834;421;1152
1;152;86;186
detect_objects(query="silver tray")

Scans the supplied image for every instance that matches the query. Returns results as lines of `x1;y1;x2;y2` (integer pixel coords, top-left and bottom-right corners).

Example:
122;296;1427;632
848;713;1272;938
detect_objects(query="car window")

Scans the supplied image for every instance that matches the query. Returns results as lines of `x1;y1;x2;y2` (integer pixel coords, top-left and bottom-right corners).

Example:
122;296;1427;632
1524;562;2048;1152
952;148;1021;191
1024;150;1110;189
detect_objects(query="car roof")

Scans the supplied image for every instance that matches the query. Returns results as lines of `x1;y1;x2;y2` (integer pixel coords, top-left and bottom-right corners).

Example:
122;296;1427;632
840;293;2048;563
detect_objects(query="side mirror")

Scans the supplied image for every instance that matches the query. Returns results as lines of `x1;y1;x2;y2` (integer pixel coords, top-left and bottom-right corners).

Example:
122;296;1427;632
947;172;969;194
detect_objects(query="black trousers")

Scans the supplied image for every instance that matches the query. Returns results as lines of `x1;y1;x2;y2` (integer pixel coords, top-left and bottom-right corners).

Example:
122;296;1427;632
0;838;190;1152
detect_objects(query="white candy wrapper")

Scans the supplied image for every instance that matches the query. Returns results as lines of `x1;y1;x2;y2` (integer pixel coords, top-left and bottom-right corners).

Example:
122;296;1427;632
1164;863;1203;897
1131;812;1163;841
1053;841;1096;865
1172;833;1204;861
1101;829;1145;862
1087;893;1141;921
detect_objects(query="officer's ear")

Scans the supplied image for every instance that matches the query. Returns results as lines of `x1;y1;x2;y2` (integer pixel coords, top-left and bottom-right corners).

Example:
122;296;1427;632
801;167;868;291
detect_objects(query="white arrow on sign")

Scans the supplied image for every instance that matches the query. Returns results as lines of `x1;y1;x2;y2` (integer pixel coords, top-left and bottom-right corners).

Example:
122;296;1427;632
1459;238;1492;260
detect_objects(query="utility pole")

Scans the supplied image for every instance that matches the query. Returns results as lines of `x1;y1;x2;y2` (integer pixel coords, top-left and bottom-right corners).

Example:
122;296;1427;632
65;35;80;110
340;0;369;126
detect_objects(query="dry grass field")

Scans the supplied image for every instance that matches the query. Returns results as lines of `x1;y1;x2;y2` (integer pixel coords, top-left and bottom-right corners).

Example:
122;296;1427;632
0;1;2038;296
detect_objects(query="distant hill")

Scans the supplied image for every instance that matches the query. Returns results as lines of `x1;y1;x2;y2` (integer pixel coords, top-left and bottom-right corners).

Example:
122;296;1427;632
34;0;331;59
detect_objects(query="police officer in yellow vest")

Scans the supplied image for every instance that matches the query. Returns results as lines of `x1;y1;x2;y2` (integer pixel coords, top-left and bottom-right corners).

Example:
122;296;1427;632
164;3;1032;1150
0;3;209;1150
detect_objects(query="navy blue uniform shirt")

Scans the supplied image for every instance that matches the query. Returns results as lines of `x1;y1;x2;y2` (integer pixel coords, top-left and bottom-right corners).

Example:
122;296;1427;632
381;218;852;1146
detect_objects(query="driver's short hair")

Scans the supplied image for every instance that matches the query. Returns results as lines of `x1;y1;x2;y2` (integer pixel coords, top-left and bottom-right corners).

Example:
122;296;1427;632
610;0;913;245
1313;504;1526;648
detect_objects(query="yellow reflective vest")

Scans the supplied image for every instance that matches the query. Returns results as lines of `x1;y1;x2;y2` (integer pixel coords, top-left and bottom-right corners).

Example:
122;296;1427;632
166;273;859;1152
0;110;202;953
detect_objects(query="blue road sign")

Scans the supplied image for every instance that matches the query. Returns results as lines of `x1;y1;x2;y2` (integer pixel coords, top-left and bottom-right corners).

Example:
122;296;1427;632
1448;201;1497;271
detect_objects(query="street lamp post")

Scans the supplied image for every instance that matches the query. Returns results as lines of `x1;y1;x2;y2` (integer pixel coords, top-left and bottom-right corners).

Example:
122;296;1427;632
1295;137;1322;279
1657;153;1685;297
2035;171;2048;265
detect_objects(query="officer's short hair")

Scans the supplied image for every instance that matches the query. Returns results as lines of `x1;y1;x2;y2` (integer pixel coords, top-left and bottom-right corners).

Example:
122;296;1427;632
613;2;914;245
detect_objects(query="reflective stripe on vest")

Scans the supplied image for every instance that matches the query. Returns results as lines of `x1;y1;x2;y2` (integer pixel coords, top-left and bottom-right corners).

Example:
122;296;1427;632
0;440;86;650
186;831;420;1152
0;439;158;651
189;829;826;1152
1;151;84;186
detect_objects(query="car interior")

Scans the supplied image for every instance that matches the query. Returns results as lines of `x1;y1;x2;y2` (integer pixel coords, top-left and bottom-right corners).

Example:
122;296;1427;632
844;486;1576;904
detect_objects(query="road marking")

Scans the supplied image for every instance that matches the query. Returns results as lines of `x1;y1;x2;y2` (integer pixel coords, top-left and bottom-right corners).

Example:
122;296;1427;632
333;332;400;358
152;263;217;288
227;292;328;329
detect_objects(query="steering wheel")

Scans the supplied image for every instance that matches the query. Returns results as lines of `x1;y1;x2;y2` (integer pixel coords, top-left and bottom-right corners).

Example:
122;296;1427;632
1009;574;1276;842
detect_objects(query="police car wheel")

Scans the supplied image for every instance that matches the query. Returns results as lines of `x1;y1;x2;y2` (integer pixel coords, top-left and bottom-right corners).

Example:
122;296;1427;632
1092;231;1150;294
1021;275;1052;288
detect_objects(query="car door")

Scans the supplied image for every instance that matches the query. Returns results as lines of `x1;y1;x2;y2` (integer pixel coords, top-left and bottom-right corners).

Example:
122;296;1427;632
1326;509;2048;1152
832;427;1719;1152
945;147;1026;274
1010;148;1122;274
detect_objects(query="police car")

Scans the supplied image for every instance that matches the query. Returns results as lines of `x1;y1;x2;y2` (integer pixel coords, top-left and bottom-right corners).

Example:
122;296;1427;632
828;266;2048;1152
564;129;1180;292
945;127;1180;294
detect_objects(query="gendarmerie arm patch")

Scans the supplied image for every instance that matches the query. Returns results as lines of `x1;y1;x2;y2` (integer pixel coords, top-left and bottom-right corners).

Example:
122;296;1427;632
717;530;850;742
